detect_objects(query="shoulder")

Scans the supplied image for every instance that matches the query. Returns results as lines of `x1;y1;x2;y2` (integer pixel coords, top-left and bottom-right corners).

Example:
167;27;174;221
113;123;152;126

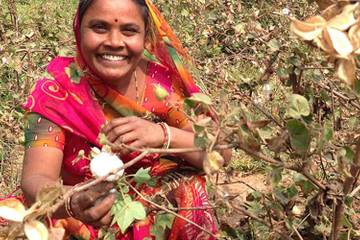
47;56;76;80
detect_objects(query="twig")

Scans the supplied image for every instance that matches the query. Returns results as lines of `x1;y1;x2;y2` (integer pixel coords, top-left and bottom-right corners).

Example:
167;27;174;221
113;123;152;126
110;141;234;154
292;225;304;240
126;181;217;239
350;184;360;198
230;204;293;240
50;151;150;214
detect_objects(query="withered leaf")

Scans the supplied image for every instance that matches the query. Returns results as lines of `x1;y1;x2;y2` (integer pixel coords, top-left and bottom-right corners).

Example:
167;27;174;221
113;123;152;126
337;58;356;86
349;23;360;51
290;16;326;41
203;151;224;175
24;220;48;240
327;3;358;31
324;27;353;57
314;0;335;11
0;199;27;222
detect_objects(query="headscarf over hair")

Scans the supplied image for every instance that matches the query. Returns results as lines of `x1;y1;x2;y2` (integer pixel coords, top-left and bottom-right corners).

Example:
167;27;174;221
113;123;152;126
73;0;201;96
144;0;201;95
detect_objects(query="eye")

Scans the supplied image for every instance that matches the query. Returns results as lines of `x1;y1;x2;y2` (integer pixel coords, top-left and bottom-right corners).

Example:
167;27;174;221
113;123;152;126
122;27;140;36
90;23;107;33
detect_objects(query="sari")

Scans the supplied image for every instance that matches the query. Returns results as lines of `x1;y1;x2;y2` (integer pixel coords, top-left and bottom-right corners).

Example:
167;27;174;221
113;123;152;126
19;0;217;239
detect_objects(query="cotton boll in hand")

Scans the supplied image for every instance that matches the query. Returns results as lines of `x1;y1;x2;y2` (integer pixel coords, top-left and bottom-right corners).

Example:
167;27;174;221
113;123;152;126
90;152;124;181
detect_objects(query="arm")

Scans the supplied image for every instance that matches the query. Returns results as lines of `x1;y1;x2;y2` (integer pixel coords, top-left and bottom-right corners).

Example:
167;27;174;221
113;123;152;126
21;147;69;218
21;114;115;225
103;116;232;169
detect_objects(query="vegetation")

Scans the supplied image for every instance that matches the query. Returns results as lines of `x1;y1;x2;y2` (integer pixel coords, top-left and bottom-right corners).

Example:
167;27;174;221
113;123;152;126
1;0;360;239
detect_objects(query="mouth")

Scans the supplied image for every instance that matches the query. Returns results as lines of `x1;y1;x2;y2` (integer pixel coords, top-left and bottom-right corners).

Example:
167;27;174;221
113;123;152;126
98;54;128;62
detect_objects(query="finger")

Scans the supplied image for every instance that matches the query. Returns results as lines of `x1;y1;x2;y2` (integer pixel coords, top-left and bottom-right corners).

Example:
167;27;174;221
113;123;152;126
92;211;113;228
114;132;138;145
120;140;143;156
102;117;133;134
106;125;134;143
84;194;116;223
72;182;114;210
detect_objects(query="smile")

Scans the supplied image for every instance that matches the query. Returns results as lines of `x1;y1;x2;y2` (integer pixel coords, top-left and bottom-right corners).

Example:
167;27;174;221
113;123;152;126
100;54;127;61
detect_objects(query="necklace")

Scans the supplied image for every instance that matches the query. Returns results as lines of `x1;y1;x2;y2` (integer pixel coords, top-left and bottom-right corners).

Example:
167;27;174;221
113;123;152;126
134;70;139;105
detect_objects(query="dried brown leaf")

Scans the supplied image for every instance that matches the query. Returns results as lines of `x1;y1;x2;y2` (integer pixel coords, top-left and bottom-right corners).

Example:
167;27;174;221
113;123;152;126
48;227;65;240
203;151;224;175
24;220;48;240
324;27;353;57
315;0;335;11
327;4;358;31
0;199;26;222
321;4;343;20
349;23;360;51
337;58;356;85
290;16;326;41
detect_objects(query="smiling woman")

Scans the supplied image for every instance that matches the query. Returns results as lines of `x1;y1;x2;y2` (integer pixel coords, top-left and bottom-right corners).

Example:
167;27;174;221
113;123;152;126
11;0;231;239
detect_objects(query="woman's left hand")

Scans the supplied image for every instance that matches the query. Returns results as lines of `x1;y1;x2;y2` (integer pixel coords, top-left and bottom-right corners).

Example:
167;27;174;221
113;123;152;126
102;116;165;151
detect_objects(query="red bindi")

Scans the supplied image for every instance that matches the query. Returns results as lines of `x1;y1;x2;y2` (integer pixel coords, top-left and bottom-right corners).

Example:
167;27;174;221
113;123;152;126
115;19;118;22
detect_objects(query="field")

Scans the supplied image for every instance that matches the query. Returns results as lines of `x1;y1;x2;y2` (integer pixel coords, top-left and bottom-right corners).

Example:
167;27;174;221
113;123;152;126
2;0;360;239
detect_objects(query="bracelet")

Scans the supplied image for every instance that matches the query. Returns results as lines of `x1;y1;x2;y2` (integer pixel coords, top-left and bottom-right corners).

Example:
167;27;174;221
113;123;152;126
158;122;171;149
65;195;75;218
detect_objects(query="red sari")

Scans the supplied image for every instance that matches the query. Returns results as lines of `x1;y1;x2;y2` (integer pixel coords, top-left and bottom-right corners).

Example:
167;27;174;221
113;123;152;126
18;0;217;238
21;56;217;239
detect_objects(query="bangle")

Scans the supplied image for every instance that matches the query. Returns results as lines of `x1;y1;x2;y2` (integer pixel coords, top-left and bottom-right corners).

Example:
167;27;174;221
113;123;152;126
158;122;171;149
65;196;75;218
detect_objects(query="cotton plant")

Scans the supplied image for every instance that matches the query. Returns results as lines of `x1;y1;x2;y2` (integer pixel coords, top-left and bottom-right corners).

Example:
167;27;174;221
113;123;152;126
290;1;360;85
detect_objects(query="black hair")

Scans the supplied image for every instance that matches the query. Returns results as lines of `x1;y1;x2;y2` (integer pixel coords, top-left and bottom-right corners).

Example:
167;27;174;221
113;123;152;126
78;0;149;28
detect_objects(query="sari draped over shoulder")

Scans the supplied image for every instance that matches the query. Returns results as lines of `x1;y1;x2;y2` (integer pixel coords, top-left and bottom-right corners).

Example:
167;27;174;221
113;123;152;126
20;56;217;240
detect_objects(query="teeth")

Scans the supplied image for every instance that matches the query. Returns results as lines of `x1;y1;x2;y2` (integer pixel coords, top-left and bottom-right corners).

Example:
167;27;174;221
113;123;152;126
102;55;126;61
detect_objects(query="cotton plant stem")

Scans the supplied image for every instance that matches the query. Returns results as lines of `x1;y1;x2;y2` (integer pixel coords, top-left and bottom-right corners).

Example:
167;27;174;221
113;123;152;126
350;184;360;197
331;138;360;240
229;204;293;240
50;151;150;214
125;181;217;239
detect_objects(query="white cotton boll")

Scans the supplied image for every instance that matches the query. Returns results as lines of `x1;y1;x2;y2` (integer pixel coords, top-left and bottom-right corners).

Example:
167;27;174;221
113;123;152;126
282;8;290;16
90;152;124;182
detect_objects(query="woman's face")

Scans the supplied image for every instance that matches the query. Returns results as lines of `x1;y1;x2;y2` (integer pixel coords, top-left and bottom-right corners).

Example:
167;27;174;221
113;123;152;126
80;0;146;85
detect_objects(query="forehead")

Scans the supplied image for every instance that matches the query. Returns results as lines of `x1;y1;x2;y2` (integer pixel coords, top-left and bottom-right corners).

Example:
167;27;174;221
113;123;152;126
83;0;144;25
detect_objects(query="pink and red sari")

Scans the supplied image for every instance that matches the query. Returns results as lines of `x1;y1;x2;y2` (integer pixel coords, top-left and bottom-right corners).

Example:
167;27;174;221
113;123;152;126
17;0;218;239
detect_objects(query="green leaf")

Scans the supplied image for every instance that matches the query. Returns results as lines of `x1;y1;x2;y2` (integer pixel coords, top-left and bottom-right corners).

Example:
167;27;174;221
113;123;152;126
286;119;311;155
287;94;311;119
267;39;281;52
134;167;152;186
318;121;333;151
111;196;146;233
287;185;298;199
194;134;209;149
294;174;316;195
151;214;175;240
187;93;213;105
271;167;282;186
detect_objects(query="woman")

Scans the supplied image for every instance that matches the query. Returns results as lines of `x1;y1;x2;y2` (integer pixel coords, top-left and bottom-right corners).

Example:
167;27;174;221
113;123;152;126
21;0;230;239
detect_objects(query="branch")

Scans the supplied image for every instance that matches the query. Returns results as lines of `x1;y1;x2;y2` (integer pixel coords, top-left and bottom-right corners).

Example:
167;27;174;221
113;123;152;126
50;151;150;214
331;138;360;240
125;181;217;239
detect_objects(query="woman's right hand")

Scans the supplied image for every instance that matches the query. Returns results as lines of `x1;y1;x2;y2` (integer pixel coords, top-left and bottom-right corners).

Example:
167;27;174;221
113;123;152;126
69;182;116;227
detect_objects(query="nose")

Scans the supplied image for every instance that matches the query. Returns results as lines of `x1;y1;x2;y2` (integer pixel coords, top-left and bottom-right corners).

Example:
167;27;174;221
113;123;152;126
104;30;125;49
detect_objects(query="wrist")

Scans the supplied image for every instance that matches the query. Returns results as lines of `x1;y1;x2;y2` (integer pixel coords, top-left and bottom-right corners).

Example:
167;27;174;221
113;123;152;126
157;122;171;149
